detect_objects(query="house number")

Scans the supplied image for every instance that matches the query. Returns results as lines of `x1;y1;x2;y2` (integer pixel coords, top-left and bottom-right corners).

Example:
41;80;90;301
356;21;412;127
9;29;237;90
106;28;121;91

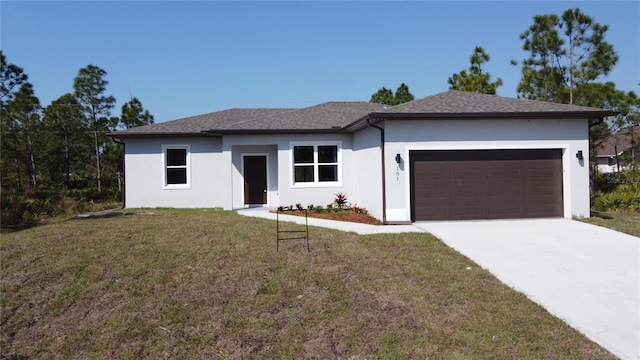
396;165;400;181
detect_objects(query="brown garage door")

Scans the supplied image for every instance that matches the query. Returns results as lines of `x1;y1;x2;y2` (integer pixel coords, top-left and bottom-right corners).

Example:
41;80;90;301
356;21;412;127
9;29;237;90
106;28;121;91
410;149;563;221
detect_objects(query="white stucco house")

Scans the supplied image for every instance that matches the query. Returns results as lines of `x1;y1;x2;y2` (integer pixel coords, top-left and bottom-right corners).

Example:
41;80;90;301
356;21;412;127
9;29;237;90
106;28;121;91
108;91;615;223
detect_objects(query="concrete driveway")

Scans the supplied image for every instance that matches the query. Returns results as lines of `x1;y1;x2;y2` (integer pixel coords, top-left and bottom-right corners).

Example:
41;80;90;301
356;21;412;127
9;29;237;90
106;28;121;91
414;219;639;360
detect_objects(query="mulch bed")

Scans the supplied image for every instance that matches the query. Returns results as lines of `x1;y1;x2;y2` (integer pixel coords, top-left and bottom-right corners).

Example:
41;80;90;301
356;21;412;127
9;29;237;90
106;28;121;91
278;209;383;225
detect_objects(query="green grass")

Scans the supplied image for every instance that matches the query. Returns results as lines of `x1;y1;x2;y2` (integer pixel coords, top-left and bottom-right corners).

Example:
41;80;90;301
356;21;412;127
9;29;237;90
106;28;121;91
583;210;640;237
0;209;615;359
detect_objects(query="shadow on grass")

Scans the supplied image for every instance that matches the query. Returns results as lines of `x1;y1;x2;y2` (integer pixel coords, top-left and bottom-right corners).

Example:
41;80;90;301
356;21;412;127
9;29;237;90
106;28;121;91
72;211;134;220
2;209;133;233
0;221;47;233
590;211;614;219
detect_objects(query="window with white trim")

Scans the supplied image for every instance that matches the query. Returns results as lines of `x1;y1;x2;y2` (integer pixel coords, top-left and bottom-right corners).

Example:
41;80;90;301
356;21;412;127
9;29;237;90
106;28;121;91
292;142;341;186
163;145;190;188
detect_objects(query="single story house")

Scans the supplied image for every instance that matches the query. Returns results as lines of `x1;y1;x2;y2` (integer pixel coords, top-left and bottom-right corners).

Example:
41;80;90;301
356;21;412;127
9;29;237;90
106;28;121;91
596;127;640;174
108;90;615;223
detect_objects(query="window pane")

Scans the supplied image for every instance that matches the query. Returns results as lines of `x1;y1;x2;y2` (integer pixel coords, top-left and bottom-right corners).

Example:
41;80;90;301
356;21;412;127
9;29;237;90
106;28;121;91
167;148;187;166
318;146;337;163
294;146;314;164
167;168;187;184
294;166;314;182
318;165;338;182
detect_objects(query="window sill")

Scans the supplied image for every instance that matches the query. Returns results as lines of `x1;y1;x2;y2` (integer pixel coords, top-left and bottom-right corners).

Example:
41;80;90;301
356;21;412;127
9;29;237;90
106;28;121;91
162;184;191;190
291;181;343;189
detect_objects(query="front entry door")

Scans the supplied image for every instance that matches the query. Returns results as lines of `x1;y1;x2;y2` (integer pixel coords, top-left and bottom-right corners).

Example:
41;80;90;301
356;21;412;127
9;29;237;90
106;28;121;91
244;155;267;205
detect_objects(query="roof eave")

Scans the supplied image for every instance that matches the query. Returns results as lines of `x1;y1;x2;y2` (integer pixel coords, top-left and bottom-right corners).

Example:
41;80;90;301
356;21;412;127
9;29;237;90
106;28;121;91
106;131;221;139
368;111;618;120
203;128;344;135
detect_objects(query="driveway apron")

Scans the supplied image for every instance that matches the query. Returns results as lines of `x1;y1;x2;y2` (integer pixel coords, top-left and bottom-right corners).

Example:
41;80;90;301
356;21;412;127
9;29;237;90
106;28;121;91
414;219;639;360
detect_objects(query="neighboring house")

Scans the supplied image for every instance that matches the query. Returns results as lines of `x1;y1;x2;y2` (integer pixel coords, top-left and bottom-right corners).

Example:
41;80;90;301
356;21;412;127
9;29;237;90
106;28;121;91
597;127;640;174
108;90;615;222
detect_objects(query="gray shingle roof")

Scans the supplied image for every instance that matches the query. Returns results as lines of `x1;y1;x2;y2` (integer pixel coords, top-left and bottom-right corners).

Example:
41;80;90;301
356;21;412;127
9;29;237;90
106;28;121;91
110;90;617;138
112;108;295;136
112;102;386;137
379;90;617;116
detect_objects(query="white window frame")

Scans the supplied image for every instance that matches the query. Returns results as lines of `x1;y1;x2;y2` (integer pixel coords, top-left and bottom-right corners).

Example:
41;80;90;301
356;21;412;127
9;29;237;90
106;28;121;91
162;144;191;189
290;141;342;188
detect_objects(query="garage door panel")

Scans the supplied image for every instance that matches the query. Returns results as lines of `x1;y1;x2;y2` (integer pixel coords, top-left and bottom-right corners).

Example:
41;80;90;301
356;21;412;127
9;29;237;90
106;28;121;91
487;168;521;180
415;205;450;220
451;205;486;219
411;149;563;221
451;169;483;181
451;187;484;200
415;164;447;181
524;168;559;179
487;186;522;197
488;203;524;217
526;186;558;196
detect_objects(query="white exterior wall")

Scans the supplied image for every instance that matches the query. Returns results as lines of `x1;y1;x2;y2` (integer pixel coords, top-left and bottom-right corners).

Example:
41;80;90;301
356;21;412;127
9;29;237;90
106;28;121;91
124;134;358;211
124;137;228;208
224;133;356;210
352;126;384;220
383;118;591;221
123;117;591;221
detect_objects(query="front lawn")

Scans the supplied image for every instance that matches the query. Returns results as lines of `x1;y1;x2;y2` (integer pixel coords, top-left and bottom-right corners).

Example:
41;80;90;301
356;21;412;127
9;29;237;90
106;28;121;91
1;209;615;359
583;210;640;237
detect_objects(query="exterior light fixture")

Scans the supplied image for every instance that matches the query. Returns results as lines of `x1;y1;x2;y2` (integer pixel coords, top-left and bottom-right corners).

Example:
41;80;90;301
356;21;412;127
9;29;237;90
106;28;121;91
395;153;401;164
576;150;583;160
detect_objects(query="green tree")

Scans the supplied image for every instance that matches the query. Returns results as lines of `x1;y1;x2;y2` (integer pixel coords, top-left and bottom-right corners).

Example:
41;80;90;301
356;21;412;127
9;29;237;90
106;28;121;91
370;83;414;106
394;83;415;104
2;83;42;190
120;97;154;129
448;46;503;94
0;52;31;191
607;90;640;173
73;65;116;193
42;94;88;189
0;51;29;106
513;8;618;105
370;87;395;105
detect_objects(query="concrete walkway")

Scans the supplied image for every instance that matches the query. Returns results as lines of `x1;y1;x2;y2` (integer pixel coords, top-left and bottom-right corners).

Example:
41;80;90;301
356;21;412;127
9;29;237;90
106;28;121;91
237;209;639;359
415;219;639;360
236;207;423;235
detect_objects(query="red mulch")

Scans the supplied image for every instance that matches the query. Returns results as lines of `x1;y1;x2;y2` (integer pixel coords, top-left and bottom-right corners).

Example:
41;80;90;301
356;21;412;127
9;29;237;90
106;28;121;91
279;209;383;225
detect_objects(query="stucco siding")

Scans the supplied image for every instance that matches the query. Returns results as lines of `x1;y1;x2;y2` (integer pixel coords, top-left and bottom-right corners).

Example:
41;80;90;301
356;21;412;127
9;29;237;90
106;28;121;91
383;118;591;220
223;134;355;210
124;137;228;208
352;126;384;220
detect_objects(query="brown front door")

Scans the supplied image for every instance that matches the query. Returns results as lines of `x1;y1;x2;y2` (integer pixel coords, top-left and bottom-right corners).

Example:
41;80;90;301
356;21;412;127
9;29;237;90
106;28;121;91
244;156;267;205
410;149;563;221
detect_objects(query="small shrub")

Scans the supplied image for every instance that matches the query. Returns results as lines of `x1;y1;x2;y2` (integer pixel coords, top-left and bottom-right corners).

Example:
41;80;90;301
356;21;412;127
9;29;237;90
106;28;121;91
351;205;369;215
314;205;323;213
592;183;640;212
334;192;348;209
307;204;314;210
296;203;304;211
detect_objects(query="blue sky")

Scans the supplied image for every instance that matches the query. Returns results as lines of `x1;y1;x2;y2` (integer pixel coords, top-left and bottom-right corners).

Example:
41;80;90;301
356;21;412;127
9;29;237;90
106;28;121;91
2;1;639;123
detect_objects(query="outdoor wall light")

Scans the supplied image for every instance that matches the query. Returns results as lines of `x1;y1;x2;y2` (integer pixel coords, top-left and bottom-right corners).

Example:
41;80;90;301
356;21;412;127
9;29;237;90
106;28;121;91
395;153;402;164
576;150;583;160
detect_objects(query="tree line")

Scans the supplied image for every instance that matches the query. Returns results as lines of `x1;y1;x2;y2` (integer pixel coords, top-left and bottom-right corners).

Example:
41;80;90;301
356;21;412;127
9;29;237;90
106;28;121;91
1;55;153;223
1;7;638;224
370;8;639;177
